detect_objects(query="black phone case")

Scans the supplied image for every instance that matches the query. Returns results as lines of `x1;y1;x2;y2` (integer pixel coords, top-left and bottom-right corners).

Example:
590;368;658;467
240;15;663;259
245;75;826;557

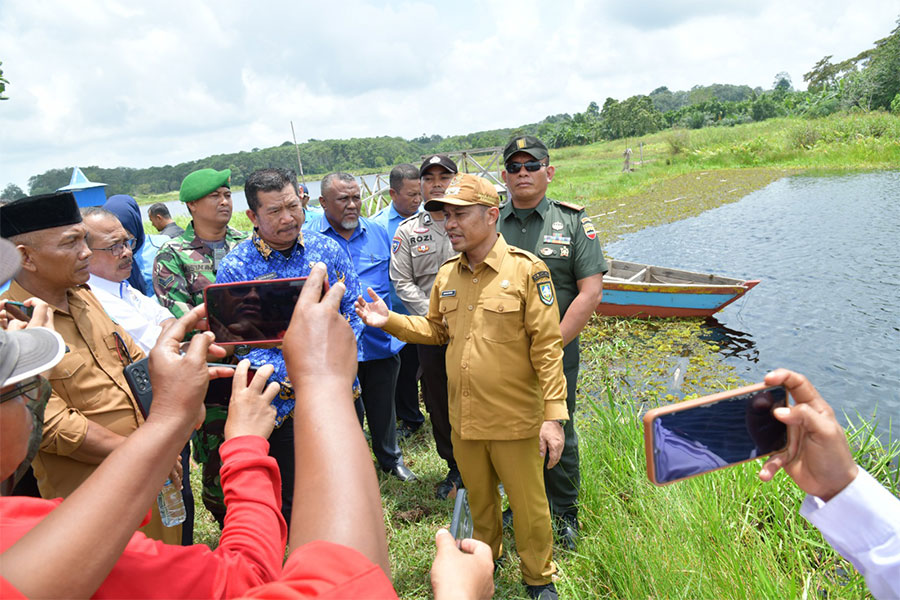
124;357;153;418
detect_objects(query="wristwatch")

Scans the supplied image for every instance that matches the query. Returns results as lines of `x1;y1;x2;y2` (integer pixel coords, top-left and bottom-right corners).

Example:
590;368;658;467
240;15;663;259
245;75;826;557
555;419;567;427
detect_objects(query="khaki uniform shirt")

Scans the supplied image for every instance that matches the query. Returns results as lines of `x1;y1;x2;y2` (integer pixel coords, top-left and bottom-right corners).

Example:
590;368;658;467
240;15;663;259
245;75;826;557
389;212;455;316
2;281;145;498
383;234;568;440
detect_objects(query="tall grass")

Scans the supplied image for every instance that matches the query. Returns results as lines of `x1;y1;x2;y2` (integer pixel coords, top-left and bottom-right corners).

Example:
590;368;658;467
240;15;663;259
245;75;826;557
559;319;899;599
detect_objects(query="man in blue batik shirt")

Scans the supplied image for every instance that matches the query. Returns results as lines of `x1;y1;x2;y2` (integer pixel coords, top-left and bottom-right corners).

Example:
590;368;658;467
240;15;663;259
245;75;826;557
304;172;417;482
371;164;425;440
216;168;365;524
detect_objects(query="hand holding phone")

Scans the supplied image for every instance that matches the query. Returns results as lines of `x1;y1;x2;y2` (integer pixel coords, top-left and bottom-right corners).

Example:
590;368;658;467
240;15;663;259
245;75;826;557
1;298;56;331
643;383;789;485
757;369;858;501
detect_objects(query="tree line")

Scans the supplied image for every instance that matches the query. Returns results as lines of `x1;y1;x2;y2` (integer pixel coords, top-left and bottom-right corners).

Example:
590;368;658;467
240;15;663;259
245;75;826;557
13;17;898;200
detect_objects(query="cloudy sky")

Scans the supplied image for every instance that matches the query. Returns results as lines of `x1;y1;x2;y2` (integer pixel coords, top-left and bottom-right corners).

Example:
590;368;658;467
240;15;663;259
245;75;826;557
1;0;897;190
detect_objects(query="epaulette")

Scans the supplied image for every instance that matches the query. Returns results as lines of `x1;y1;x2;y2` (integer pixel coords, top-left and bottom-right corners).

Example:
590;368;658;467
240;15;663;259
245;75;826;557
508;245;542;264
552;199;584;212
440;254;461;267
397;213;419;227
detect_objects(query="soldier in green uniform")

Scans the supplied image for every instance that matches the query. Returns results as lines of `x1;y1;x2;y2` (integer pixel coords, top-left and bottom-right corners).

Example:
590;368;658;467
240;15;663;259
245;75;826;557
497;136;609;549
153;167;248;527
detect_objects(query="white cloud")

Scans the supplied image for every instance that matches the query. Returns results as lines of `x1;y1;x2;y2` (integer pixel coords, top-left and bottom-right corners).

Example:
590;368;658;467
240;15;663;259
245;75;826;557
1;0;897;190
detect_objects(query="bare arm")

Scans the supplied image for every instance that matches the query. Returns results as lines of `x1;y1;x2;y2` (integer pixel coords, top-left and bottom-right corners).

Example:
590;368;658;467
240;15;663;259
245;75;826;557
67;421;127;464
559;273;603;347
284;263;391;578
1;305;222;599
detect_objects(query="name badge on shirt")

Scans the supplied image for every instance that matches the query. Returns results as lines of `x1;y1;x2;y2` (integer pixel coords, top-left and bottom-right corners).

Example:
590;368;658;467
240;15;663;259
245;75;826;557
441;290;456;297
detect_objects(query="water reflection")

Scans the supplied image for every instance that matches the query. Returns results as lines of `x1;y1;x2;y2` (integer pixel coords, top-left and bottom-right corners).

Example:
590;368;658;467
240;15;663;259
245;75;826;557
606;171;900;440
700;317;759;364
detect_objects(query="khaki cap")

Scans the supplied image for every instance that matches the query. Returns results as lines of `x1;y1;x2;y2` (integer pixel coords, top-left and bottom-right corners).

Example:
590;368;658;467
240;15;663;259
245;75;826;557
423;173;499;211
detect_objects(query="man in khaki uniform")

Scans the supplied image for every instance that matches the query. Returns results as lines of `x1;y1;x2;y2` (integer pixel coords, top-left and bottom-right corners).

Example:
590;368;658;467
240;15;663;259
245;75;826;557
358;174;568;600
0;192;181;545
389;154;461;499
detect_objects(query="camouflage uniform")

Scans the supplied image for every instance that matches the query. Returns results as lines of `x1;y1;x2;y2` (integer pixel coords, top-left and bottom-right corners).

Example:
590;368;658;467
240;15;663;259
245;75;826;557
152;220;248;524
152;221;248;317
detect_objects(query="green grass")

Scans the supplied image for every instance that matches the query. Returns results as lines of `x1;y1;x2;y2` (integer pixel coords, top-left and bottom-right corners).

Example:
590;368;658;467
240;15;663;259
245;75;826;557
169;112;899;597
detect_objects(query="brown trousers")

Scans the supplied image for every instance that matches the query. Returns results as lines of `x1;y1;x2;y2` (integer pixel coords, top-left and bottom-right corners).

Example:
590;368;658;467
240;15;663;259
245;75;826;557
451;431;556;585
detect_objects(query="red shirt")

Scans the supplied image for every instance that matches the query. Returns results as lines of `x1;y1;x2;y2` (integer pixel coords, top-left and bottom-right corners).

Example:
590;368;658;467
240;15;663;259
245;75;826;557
0;436;287;599
241;541;398;599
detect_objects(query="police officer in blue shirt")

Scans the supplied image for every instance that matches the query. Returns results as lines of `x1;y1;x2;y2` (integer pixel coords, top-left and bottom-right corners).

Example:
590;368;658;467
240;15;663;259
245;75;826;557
372;164;425;439
305;172;417;482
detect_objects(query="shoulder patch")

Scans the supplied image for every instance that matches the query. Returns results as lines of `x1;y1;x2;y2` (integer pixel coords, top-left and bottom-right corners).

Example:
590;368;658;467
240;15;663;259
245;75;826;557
532;270;551;283
537;281;554;306
555;199;584;212
391;236;402;254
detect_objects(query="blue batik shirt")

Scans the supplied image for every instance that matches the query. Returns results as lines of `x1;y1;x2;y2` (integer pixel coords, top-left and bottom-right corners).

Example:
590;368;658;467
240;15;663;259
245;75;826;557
216;231;364;426
303;213;400;359
372;202;422;317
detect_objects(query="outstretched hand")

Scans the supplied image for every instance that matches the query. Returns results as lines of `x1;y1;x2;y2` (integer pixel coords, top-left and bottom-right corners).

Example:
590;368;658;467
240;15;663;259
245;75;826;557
430;529;494;600
354;287;390;328
758;369;858;501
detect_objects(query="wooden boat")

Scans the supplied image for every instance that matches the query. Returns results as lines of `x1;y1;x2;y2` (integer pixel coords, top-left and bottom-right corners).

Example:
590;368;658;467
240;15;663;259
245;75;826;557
595;260;760;318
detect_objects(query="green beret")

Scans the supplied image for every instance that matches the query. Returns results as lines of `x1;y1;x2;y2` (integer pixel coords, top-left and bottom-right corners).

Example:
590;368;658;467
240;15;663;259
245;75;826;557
179;168;231;203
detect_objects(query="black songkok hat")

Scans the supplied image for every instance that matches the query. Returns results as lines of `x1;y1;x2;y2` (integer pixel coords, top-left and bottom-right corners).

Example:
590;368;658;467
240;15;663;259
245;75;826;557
0;192;83;239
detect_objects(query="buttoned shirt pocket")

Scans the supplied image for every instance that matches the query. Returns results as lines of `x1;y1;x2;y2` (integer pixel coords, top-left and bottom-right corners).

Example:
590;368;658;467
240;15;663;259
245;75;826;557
411;244;438;274
481;296;524;343
438;296;459;333
47;351;88;409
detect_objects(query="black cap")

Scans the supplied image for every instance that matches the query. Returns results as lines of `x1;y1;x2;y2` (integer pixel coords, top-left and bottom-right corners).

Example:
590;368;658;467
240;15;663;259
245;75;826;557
419;154;458;178
502;135;549;163
0;192;83;239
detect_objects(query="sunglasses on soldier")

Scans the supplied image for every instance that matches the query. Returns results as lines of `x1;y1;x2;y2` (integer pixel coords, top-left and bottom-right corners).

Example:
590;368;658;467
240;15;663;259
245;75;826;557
505;160;546;174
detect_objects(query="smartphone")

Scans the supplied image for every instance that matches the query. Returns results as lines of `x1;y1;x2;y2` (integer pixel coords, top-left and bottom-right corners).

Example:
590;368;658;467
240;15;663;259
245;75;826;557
449;488;474;540
124;359;257;417
204;277;308;345
204;363;259;408
643;383;789;485
3;300;34;320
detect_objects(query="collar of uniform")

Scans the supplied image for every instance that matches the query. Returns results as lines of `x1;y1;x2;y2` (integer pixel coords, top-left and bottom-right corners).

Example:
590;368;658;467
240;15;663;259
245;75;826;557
317;214;367;239
181;221;245;249
252;231;304;261
87;274;126;299
459;233;507;274
500;195;549;221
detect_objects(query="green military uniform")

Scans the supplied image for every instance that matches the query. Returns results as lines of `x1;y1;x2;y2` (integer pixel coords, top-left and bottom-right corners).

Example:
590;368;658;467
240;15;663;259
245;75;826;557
152;220;248;524
498;196;608;522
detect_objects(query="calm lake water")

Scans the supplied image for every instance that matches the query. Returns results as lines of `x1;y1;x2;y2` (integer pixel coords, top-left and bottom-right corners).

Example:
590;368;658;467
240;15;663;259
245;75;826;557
606;171;900;438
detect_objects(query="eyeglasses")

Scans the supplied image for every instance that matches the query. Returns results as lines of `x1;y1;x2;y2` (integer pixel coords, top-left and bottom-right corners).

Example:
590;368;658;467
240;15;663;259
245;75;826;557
505;161;547;174
91;238;136;256
1;375;50;406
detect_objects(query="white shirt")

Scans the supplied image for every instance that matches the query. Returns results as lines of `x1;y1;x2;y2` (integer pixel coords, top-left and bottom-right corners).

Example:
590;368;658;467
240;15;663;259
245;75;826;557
88;274;174;354
801;468;900;600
